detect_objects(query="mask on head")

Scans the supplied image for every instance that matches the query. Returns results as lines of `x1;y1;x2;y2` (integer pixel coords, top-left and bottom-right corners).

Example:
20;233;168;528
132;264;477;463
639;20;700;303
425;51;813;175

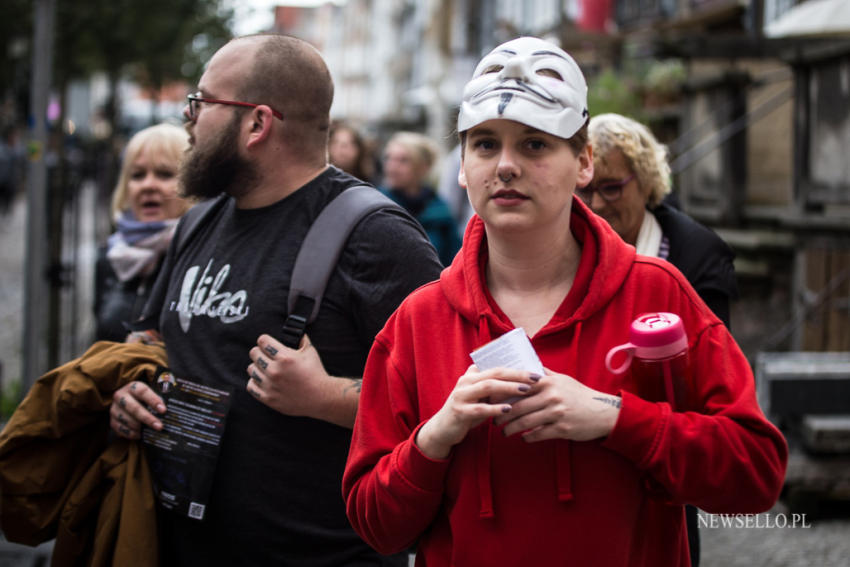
458;37;588;139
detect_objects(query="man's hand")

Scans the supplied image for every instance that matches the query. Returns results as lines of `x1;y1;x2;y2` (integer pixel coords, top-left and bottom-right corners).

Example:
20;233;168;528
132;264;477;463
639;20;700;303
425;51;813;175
124;329;163;345
415;365;539;460
493;368;621;442
247;333;360;427
109;381;166;439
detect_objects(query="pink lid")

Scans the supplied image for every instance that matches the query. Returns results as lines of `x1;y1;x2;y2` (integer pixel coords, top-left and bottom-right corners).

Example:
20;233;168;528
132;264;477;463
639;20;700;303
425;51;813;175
629;312;687;359
605;312;689;373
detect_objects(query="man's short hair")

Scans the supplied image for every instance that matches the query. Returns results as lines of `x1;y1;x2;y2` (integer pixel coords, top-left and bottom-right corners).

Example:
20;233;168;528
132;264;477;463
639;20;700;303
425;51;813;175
236;34;334;151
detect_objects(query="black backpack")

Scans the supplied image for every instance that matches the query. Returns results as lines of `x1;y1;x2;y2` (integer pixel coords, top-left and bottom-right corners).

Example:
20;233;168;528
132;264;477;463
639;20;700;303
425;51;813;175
138;185;405;349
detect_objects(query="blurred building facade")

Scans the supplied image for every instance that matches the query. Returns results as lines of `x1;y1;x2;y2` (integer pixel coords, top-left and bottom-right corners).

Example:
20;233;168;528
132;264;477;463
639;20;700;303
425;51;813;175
4;0;845;383
610;0;850;357
267;0;849;358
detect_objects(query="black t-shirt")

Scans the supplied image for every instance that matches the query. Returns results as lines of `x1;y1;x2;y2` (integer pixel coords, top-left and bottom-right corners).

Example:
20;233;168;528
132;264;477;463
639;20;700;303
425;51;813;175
150;167;442;566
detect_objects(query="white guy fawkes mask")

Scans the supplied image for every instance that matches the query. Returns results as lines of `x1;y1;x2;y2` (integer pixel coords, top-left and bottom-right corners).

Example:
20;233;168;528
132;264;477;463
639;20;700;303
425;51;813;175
458;37;588;139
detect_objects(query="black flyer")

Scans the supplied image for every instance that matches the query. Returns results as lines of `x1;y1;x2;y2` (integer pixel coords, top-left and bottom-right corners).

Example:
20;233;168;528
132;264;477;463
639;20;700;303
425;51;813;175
142;367;233;521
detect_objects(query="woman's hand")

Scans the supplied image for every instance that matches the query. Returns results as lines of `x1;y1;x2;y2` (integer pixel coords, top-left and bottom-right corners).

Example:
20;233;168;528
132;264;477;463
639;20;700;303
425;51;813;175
415;365;539;459
493;368;621;442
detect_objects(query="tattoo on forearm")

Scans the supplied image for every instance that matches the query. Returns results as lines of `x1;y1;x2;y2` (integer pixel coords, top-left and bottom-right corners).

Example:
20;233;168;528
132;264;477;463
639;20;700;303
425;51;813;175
593;396;622;409
344;378;363;395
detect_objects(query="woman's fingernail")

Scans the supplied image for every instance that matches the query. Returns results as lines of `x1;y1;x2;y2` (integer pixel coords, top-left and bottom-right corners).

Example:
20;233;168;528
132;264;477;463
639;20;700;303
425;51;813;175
156;404;166;414
518;384;530;392
501;405;511;413
530;373;541;382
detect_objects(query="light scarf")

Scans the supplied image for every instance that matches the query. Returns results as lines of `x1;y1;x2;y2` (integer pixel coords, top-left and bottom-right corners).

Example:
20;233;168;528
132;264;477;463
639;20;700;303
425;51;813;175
106;212;179;282
634;209;664;258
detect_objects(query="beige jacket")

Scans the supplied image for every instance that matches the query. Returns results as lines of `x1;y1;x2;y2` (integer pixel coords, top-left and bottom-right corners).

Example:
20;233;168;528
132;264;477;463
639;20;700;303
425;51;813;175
0;341;166;567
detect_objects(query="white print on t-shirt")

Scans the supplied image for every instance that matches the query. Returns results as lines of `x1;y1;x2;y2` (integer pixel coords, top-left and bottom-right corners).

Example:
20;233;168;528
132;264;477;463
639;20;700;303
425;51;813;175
171;258;250;332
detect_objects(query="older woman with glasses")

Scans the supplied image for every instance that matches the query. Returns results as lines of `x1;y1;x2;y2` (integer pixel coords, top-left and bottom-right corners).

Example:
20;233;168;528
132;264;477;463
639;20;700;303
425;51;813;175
586;113;739;567
585;113;738;325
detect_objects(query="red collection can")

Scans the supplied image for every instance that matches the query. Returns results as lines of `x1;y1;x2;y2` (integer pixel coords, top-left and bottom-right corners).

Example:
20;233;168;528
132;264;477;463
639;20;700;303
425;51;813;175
604;312;691;410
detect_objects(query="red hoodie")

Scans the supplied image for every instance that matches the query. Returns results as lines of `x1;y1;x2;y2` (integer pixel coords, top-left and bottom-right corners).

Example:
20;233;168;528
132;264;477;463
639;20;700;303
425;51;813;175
343;199;787;566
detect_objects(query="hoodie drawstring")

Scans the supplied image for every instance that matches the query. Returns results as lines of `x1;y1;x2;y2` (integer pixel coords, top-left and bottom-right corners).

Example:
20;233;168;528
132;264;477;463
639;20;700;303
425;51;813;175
474;315;497;519
556;441;574;502
555;320;581;503
475;423;495;518
473;317;582;517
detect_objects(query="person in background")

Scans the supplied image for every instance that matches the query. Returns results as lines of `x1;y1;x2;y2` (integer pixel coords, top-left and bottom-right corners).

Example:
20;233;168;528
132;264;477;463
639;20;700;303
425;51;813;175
343;36;786;566
328;119;376;184
94;123;191;342
380;131;461;266
584;112;737;325
586;112;740;566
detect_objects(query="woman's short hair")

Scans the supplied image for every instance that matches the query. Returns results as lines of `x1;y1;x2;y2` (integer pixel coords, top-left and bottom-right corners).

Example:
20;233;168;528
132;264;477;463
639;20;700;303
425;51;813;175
385;131;440;174
111;123;189;220
588;113;671;208
238;34;334;153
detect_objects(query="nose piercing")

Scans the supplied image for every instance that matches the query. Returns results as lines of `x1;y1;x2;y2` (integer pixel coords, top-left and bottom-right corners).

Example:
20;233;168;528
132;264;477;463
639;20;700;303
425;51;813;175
499;173;513;183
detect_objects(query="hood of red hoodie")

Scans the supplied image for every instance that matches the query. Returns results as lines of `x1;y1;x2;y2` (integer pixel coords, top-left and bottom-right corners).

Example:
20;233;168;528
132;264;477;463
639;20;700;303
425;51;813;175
440;197;635;337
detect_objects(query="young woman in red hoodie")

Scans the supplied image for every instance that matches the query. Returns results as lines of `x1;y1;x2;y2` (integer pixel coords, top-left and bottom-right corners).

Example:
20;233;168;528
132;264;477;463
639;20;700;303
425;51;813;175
343;37;787;566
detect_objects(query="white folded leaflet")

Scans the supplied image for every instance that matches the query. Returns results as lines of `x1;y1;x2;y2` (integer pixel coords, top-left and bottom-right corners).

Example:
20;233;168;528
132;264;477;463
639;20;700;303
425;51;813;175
470;328;544;404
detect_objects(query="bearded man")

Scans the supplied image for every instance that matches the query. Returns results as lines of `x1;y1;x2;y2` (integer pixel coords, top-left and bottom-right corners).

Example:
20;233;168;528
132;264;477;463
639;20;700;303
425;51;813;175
109;34;441;566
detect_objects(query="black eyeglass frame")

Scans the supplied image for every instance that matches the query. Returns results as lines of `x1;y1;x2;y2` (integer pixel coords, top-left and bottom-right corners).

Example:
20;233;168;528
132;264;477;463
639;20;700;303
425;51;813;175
186;92;283;121
576;174;635;203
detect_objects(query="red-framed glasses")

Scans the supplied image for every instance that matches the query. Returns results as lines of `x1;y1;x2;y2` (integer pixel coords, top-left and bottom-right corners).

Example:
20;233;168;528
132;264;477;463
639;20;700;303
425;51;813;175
576;174;635;204
186;92;283;121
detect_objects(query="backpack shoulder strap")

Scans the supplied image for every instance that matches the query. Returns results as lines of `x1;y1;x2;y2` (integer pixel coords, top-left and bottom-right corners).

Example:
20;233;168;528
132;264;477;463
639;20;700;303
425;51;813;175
281;185;403;348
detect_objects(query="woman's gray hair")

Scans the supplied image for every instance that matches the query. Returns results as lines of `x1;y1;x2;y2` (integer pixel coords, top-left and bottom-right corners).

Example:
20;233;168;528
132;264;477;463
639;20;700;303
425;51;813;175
588;113;671;208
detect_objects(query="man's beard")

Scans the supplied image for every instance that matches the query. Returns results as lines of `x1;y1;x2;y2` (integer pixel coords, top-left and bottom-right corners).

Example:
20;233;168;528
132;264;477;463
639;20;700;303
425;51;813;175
179;114;261;201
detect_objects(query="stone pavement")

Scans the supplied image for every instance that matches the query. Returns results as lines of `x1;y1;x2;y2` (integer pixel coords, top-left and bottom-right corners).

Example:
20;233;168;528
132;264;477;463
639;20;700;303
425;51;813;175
0;191;25;397
699;500;850;567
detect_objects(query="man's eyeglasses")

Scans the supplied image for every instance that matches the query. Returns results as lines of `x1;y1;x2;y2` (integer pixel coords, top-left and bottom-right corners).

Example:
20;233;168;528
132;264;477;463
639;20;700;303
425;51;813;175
186;92;283;121
576;174;635;203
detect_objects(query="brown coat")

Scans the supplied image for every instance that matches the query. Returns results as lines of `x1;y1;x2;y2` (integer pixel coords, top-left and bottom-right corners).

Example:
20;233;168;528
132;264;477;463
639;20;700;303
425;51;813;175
0;341;166;566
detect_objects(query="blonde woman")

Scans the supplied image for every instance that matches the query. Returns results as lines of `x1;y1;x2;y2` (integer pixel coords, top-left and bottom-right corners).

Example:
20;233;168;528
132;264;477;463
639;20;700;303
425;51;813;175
94;123;191;341
380;131;461;266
